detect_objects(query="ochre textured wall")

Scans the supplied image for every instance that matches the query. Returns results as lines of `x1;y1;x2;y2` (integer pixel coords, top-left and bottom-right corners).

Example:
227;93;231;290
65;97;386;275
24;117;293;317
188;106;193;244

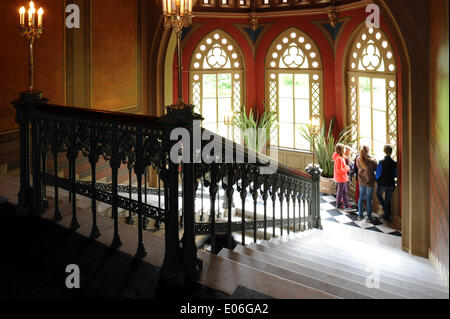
0;0;65;133
429;0;449;279
92;0;138;111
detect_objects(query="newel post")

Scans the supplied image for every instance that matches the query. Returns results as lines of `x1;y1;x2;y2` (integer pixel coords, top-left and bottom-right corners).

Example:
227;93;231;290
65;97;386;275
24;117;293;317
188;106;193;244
158;103;203;287
306;164;323;230
12;92;48;216
181;109;203;283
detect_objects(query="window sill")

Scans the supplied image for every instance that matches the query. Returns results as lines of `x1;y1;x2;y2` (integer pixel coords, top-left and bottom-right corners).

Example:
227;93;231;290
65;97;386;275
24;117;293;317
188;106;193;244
268;146;313;155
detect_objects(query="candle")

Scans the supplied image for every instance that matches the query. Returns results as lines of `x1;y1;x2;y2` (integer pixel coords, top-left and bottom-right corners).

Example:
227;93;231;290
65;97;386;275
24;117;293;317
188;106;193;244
180;0;184;15
167;0;171;12
38;8;43;27
20;6;25;25
162;0;166;12
28;7;36;27
188;0;192;12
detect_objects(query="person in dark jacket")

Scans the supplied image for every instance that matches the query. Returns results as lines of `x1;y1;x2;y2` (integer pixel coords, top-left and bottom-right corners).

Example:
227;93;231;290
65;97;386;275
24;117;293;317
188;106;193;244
376;145;397;221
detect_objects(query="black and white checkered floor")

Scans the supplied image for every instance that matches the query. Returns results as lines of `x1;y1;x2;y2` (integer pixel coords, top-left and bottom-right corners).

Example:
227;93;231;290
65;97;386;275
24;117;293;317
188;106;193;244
320;194;402;237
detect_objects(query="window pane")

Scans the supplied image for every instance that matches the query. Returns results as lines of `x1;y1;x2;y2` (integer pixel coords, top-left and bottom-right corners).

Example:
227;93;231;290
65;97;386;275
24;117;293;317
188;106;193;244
372;78;386;111
359;77;371;108
203;98;217;125
218;73;232;97
295;124;310;150
295;99;309;124
359;106;372;145
279;93;293;150
294;74;309;99
373;110;387;159
279;74;293;98
203;74;217;98
218;97;232;126
218;123;229;139
279;97;294;122
373;140;386;160
279;122;294;149
204;122;217;133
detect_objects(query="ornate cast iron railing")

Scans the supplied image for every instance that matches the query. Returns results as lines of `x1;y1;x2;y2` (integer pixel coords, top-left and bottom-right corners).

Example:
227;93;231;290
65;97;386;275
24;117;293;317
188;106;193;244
13;93;322;287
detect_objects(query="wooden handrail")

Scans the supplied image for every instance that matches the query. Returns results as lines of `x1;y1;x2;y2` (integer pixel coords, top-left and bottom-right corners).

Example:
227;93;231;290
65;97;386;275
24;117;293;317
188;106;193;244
201;128;312;180
36;103;311;180
36;103;163;127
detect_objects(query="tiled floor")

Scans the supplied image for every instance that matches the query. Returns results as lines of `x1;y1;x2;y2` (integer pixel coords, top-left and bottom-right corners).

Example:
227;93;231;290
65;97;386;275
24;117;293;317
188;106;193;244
320;194;402;237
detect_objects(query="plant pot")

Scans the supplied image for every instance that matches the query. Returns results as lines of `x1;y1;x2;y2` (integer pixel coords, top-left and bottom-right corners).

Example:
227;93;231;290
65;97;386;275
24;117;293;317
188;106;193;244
320;176;336;195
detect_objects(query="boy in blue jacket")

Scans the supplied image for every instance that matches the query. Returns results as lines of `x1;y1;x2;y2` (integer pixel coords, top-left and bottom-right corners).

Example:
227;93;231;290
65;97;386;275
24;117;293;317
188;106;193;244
375;145;397;222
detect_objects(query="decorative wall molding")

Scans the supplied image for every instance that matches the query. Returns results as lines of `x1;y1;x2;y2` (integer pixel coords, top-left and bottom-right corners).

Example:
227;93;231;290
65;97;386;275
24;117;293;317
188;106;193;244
234;23;274;58
192;0;371;18
136;0;142;114
181;23;204;50
66;0;142;113
65;0;74;106
84;0;92;108
310;17;351;55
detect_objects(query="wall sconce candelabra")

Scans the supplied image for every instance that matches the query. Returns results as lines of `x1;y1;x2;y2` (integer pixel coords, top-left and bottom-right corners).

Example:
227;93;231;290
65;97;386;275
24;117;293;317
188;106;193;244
19;1;44;94
163;0;193;110
310;116;321;166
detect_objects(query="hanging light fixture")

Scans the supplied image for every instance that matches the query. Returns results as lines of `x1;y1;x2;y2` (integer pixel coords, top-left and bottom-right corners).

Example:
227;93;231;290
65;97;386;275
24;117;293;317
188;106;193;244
328;0;338;28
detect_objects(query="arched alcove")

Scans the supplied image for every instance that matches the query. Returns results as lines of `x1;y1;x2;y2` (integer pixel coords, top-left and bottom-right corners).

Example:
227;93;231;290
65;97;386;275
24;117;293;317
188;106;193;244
373;0;430;258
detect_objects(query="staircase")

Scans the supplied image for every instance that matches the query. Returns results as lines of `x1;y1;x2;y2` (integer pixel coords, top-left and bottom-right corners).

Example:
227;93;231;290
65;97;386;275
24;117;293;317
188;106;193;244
1;174;448;299
4;99;448;299
218;225;449;299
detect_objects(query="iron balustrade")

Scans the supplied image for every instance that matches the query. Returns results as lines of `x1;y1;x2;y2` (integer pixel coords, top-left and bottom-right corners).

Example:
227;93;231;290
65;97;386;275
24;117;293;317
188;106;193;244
13;94;322;287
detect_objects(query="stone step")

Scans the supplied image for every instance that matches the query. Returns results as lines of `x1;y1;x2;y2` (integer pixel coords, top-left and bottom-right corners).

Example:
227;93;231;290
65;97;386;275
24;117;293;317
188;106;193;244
283;226;433;267
42;197;337;298
278;234;439;276
234;244;408;299
196;250;338;299
219;248;373;299
249;243;448;299
268;238;446;291
275;238;449;297
271;237;442;285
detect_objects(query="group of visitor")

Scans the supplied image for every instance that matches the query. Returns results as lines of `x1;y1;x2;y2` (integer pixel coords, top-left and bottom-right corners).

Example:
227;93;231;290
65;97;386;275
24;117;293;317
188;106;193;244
332;144;397;223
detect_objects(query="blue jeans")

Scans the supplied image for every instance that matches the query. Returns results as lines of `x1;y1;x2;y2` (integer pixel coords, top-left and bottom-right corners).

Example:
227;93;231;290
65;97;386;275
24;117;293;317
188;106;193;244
358;185;374;219
377;185;395;220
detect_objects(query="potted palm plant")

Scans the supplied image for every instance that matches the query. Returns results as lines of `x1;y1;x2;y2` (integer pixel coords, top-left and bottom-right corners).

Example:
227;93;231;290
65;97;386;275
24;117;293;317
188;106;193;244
299;118;358;194
232;104;278;154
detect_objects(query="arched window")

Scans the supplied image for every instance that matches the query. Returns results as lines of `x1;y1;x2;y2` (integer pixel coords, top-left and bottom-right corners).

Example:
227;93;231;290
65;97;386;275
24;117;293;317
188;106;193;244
347;26;398;160
190;29;244;140
266;28;323;151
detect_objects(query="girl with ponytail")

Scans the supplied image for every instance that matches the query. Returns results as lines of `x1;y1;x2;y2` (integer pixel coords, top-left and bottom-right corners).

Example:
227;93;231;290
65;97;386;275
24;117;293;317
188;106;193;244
356;145;378;222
